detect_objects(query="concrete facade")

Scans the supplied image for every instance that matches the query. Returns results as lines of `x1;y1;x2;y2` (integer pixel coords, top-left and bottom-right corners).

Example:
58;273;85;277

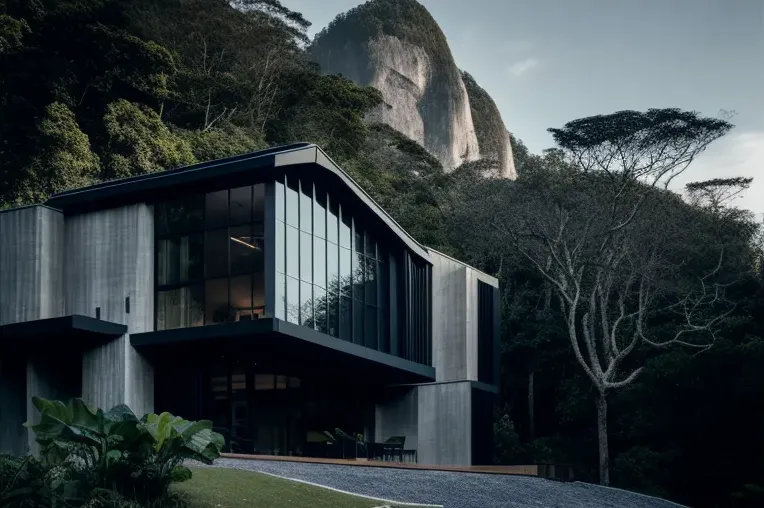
0;204;155;453
67;204;155;416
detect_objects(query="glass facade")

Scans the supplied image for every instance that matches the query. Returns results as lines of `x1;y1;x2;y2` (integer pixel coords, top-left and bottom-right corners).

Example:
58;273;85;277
154;174;432;366
274;174;430;365
155;185;265;330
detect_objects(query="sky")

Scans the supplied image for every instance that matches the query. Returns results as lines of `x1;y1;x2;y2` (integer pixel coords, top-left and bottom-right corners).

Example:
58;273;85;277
282;0;764;216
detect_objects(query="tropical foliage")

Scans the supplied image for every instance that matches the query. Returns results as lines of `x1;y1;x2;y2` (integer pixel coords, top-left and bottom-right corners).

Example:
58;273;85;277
0;397;224;508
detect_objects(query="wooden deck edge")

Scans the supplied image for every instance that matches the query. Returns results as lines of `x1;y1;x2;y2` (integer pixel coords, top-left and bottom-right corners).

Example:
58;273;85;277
219;453;542;478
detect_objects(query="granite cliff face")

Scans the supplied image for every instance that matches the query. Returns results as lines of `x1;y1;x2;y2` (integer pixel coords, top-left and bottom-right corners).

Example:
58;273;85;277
462;72;517;179
311;0;514;177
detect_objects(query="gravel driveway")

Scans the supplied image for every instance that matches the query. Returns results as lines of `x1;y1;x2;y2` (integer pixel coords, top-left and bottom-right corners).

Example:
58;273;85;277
209;458;686;508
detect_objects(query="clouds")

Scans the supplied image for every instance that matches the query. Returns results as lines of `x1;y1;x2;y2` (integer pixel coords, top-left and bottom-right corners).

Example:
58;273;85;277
502;39;541;78
671;130;764;216
508;57;540;77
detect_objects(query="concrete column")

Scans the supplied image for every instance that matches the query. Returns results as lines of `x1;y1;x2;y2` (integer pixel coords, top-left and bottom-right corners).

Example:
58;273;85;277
416;381;472;466
66;204;155;417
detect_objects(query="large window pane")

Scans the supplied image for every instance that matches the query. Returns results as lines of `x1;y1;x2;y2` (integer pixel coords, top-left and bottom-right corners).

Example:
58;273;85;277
275;272;285;320
253;272;265;315
365;233;377;259
340;296;352;341
365;257;377;306
379;308;390;353
205;229;228;278
253;184;265;224
275;180;285;223
230;225;257;275
353;299;364;344
157;195;204;235
314;237;326;288
157;285;203;330
205;278;230;324
300;181;312;233
286;178;299;227
354;226;364;254
182;234;204;282
327;198;339;244
378;260;389;310
276;221;285;274
313;286;327;333
327;241;339;293
300;281;313;328
329;292;339;338
365;306;377;350
314;188;326;239
230;186;252;224
353;251;365;301
157;238;180;286
206;190;228;228
286;226;299;278
230;275;253;321
300;231;312;282
286;276;299;324
339;207;351;248
340;247;351;296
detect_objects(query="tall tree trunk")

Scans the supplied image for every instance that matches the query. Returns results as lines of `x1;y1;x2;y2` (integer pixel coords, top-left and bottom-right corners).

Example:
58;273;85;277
596;391;610;486
528;368;535;441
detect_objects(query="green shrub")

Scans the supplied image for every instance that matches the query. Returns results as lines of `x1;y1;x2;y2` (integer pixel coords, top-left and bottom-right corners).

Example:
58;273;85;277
25;397;224;506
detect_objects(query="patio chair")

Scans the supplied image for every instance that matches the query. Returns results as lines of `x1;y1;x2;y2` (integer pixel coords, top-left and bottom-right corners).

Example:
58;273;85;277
382;436;405;462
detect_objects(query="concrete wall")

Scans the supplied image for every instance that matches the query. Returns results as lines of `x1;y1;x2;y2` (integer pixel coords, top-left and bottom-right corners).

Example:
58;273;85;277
375;387;419;451
0;206;65;325
66;204;155;416
416;381;472;466
0;206;66;454
430;252;468;382
429;249;499;384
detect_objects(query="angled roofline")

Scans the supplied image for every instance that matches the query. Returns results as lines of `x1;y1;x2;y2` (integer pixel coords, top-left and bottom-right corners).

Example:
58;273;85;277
427;247;499;287
45;143;430;261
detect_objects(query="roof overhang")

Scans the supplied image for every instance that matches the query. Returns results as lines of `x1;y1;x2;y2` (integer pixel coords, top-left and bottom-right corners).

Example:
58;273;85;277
0;315;127;349
46;143;431;262
131;318;435;384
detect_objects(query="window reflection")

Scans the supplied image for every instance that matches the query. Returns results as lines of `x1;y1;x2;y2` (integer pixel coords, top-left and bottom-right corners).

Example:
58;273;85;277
156;186;264;330
230;186;252;224
314;237;326;289
205;278;230;324
286;178;299;227
300;182;312;233
205;229;228;278
300;281;313;328
286;226;299;278
339;208;351;248
314;189;326;239
286;276;299;324
206;190;228;228
300;231;312;282
327;199;338;244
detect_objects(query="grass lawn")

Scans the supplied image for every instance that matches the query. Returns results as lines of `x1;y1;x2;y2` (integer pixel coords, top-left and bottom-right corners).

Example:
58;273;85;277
175;466;417;508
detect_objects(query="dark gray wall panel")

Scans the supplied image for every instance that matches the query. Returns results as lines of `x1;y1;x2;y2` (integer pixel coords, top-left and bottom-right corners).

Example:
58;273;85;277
375;387;419;451
417;381;472;466
0;206;64;325
66;204;155;416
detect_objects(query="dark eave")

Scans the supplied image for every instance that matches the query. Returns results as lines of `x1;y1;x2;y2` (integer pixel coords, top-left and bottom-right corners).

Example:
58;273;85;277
0;315;127;347
45;143;430;262
131;317;435;384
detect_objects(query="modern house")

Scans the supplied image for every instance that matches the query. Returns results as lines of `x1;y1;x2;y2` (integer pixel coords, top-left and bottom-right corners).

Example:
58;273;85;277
0;143;499;466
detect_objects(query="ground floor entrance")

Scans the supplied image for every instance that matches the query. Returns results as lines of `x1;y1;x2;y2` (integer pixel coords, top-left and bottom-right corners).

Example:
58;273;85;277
154;350;376;456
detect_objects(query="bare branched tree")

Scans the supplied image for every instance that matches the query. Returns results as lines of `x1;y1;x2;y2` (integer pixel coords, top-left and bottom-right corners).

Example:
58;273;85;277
494;109;734;485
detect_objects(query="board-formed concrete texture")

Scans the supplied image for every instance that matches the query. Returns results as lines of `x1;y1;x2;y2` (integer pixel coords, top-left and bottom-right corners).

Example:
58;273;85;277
0;205;65;326
210;458;687;508
66;204;155;416
417;381;473;466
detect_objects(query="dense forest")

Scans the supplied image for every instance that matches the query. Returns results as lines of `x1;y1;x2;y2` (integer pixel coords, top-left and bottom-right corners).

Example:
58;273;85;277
1;1;762;507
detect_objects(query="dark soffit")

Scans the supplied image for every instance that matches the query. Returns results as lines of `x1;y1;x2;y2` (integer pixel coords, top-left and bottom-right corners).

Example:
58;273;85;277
0;315;127;346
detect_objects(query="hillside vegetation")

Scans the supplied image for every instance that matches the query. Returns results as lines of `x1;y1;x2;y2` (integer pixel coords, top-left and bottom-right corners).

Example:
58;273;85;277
1;1;763;507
